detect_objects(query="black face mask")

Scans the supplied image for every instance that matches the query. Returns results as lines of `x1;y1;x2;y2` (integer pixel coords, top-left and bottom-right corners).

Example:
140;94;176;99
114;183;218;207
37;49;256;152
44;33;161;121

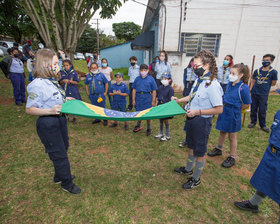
130;62;136;66
193;67;205;77
14;54;19;58
262;61;271;68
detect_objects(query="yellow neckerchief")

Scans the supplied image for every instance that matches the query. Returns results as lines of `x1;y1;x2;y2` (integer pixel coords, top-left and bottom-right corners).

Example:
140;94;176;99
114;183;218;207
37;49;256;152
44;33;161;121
256;67;274;84
222;66;229;84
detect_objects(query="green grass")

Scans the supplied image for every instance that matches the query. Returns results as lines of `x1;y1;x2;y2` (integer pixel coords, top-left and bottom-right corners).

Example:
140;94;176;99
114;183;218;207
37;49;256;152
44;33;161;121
0;69;279;223
73;60;129;80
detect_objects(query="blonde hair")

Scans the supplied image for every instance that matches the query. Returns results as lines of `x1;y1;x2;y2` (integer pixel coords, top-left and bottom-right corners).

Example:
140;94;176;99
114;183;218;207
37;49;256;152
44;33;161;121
33;49;58;79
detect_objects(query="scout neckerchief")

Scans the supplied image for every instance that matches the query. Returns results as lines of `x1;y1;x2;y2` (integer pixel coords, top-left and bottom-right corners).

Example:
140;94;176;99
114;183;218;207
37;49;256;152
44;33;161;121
189;68;194;83
63;68;74;94
222;66;229;84
185;72;211;110
90;72;99;95
48;78;66;102
256;67;274;85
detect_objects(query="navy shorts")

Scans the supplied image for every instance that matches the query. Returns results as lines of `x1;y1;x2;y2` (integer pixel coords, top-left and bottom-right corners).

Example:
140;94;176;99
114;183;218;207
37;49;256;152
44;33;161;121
185;116;212;157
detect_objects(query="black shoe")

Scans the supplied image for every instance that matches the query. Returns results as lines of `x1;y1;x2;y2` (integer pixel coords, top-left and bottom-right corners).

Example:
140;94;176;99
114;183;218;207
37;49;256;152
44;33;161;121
73;117;77;124
248;123;256;128
103;120;108;126
234;200;258;213
133;125;142;132
222;156;235;168
92;119;101;124
54;175;76;184
124;125;129;130
146;129;152;136
207;148;222;157
261;127;270;133
182;177;201;190
174;167;193;176
109;123;118;128
15;102;23;106
178;141;187;148
62;184;81;194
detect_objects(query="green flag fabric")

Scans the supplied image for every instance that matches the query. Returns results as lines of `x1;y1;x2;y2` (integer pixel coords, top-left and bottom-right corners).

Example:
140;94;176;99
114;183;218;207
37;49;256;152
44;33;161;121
61;100;186;121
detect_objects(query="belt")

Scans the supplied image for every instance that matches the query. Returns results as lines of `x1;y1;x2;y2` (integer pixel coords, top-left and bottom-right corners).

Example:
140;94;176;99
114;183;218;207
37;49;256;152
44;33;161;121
136;91;151;94
40;113;66;118
186;115;197;120
91;93;101;96
224;103;239;109
271;144;279;155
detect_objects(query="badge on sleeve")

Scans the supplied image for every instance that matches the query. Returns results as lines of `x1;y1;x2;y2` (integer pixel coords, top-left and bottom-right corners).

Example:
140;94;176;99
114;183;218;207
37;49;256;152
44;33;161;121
28;92;38;100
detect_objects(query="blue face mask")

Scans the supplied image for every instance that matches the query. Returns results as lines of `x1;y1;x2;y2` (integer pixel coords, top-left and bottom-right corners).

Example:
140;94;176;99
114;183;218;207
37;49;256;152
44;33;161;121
102;63;107;67
155;59;159;63
223;60;230;66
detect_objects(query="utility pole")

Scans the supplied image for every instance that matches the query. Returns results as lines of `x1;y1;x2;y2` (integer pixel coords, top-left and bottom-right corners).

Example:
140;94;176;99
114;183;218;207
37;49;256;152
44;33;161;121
92;18;100;54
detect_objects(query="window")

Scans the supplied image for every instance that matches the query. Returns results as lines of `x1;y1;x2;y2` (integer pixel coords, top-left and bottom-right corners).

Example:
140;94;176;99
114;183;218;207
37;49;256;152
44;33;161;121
180;33;221;57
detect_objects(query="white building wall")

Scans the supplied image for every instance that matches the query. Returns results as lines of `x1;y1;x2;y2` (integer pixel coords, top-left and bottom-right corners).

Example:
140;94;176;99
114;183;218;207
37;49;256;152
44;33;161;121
159;0;280;90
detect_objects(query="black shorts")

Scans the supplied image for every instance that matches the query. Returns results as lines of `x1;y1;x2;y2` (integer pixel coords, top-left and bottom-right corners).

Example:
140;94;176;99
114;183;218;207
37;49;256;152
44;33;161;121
185;116;212;157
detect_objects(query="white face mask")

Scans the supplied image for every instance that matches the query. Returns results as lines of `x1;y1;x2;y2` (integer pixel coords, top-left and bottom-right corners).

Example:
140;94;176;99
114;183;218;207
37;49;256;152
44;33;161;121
229;74;238;82
161;79;169;86
91;70;98;74
160;56;165;61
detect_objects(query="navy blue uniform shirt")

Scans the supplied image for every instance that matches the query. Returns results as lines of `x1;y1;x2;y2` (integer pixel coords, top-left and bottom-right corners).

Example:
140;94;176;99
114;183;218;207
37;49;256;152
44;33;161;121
252;67;278;96
84;72;108;95
109;82;129;105
157;85;174;104
269;109;280;149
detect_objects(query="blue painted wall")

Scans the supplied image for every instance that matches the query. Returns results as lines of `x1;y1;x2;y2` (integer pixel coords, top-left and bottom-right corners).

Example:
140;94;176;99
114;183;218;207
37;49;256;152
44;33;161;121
100;42;144;69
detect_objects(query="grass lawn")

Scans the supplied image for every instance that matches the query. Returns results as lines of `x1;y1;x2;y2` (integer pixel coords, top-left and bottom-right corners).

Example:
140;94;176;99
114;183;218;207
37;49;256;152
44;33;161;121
0;61;279;223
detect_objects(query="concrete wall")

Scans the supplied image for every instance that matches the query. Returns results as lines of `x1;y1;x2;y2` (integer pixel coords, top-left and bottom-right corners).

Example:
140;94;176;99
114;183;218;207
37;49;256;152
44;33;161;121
100;42;144;69
156;0;280;89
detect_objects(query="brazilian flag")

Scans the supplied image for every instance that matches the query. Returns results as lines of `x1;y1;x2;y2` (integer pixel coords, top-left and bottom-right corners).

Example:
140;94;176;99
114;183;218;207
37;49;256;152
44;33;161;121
61;100;185;121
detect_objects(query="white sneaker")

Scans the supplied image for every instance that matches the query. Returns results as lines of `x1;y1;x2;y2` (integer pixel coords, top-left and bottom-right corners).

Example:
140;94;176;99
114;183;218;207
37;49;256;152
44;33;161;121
160;136;171;142
154;133;164;139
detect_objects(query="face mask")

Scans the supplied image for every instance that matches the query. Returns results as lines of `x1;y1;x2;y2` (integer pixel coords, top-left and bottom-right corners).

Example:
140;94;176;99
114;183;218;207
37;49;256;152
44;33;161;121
160;56;165;61
51;65;60;75
93;55;97;59
140;71;148;77
193;67;205;77
91;70;98;74
262;61;271;67
161;79;169;86
14;54;19;58
223;60;230;66
102;63;107;67
116;81;121;85
190;62;194;68
155;59;159;63
228;74;239;82
130;62;136;66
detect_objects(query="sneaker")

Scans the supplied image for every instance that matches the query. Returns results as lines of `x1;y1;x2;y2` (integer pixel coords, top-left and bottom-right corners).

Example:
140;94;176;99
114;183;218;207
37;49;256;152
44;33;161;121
146;129;152;136
178;141;187;148
133;125;142;132
109;123;118;128
222;156;236;168
62;184;81;194
207;148;222;157
92;119;101;124
248;123;256;128
234;200;259;213
103;120;108;126
54;175;76;184
160;135;171;142
124;125;129;130
182;177;201;190
261;127;270;133
174;167;193;176
154;133;164;139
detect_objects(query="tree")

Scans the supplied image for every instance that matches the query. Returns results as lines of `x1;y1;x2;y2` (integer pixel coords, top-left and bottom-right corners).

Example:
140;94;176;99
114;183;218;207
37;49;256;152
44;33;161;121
76;25;97;53
20;0;126;59
112;22;141;42
0;0;37;43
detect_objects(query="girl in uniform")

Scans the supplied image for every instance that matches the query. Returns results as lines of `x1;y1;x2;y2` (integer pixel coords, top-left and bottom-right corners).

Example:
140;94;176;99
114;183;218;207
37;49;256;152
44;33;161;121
207;64;251;168
183;58;197;97
99;58;113;107
217;55;234;93
172;50;223;189
60;59;82;124
154;50;171;87
25;49;81;194
154;73;174;141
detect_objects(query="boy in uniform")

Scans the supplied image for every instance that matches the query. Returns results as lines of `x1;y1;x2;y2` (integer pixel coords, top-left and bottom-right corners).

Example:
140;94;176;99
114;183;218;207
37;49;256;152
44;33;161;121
127;56;140;111
108;73;129;130
85;62;108;125
132;64;157;136
248;54;278;133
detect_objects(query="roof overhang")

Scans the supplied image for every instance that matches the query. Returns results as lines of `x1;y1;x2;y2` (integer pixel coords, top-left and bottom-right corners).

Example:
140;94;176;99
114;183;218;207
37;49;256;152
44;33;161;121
131;31;154;50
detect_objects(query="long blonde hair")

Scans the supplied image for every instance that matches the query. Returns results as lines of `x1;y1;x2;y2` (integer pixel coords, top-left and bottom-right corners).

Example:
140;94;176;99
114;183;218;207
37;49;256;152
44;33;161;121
33;49;59;79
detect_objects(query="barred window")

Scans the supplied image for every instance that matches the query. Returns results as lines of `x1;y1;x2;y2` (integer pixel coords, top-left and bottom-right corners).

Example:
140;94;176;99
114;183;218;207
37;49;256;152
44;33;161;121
180;33;221;57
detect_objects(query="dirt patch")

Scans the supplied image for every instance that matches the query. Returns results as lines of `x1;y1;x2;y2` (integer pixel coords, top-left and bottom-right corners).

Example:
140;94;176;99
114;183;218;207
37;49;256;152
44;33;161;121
0;95;14;105
0;78;9;84
239;184;248;190
87;146;110;155
206;155;224;165
232;167;252;179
